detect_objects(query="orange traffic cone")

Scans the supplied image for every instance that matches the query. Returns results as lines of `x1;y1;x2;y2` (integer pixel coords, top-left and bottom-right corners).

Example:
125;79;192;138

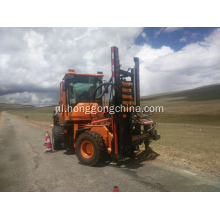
113;186;119;192
44;131;49;146
45;136;52;153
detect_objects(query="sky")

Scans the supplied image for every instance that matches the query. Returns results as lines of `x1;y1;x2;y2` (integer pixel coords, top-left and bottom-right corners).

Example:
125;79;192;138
0;27;220;106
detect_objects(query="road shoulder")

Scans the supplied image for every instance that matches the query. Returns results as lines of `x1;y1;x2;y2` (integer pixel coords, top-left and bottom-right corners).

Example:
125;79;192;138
0;111;4;128
5;111;220;184
5;111;52;131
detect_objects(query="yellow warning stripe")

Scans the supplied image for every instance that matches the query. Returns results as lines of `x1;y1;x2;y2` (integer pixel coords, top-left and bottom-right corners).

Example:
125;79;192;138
122;101;135;105
122;82;133;87
122;94;133;99
121;107;135;112
122;88;132;93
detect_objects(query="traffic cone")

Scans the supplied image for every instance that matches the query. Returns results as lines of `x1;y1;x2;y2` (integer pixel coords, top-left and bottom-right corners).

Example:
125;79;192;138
44;131;49;146
113;186;119;192
45;136;52;153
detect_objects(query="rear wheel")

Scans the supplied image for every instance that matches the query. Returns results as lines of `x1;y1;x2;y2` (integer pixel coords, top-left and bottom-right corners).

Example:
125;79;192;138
52;125;63;150
75;131;106;166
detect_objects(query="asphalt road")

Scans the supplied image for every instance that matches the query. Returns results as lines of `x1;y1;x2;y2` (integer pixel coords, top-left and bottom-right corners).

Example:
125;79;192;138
0;112;220;192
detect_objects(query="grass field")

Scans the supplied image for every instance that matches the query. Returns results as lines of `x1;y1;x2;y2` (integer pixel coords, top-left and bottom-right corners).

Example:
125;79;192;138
141;123;220;175
0;103;55;124
141;84;220;126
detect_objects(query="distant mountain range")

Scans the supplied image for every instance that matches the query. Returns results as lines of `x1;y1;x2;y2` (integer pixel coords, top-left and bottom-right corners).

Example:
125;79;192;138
141;83;220;102
23;105;35;107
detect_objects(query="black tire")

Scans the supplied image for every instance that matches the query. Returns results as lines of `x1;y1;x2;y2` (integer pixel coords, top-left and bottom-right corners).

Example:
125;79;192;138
75;131;106;166
52;125;63;150
145;140;151;153
130;148;135;157
54;114;59;125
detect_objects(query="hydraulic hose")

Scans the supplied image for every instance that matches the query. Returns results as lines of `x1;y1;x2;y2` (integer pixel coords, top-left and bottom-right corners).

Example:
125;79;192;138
146;123;156;131
93;77;112;100
93;81;118;100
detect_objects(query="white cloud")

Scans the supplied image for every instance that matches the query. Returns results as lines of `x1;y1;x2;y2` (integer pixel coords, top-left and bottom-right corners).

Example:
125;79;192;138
163;27;183;33
142;33;146;38
179;36;187;42
155;27;183;37
0;54;10;69
141;32;148;41
0;27;143;105
191;33;199;38
154;28;164;37
139;28;220;95
0;27;220;105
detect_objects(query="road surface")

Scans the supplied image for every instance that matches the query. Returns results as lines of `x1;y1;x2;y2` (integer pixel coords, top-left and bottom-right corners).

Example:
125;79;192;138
0;112;220;192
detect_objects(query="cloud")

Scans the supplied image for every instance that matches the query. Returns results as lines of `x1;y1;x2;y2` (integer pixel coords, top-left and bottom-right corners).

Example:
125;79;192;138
163;27;183;33
191;33;199;38
0;27;220;106
0;27;143;105
154;28;164;37
141;32;149;42
179;36;187;42
155;27;183;37
0;91;57;106
139;28;220;96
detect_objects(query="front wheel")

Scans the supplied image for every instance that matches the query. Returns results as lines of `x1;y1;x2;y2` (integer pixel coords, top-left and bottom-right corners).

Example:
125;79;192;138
52;125;63;150
75;131;106;166
144;140;151;153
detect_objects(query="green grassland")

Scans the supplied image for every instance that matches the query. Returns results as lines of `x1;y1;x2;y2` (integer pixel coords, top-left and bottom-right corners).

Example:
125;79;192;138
0;103;55;124
140;84;220;126
141;123;220;175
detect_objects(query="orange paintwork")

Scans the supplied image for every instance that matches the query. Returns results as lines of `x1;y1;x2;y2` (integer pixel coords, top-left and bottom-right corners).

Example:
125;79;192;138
122;101;135;106
83;125;112;152
122;94;133;99
58;72;113;153
69;103;103;120
122;88;132;93
73;124;78;147
121;107;135;112
59;103;103;122
80;140;94;158
62;72;104;80
122;82;133;87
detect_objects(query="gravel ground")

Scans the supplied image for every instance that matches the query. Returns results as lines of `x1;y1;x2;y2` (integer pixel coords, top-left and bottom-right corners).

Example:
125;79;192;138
1;112;220;192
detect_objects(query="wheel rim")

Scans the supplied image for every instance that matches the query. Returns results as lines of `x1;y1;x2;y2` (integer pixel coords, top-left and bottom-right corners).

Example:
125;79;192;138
81;140;94;158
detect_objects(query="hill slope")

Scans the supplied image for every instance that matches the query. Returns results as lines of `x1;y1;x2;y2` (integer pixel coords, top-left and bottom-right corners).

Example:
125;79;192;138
0;103;55;124
141;83;220;102
140;83;220;126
